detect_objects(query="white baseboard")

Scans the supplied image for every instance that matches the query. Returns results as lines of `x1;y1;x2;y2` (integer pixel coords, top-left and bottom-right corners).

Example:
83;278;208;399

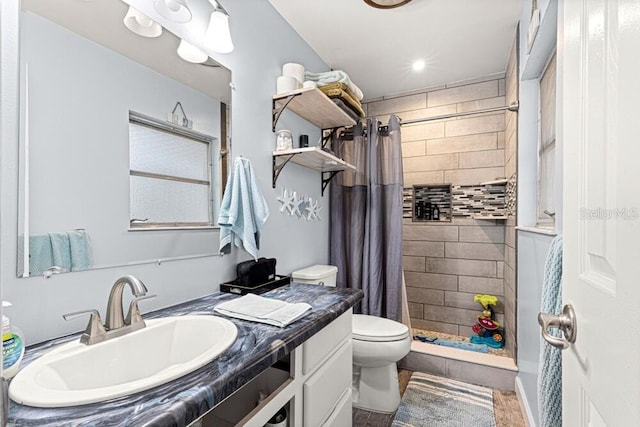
515;376;537;427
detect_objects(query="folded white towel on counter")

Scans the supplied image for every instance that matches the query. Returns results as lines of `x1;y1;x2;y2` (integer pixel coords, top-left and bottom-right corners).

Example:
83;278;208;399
214;294;312;327
304;70;364;101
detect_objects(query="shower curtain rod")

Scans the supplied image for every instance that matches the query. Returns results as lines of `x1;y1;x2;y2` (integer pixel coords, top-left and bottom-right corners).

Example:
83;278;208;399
337;102;519;140
396;101;519;126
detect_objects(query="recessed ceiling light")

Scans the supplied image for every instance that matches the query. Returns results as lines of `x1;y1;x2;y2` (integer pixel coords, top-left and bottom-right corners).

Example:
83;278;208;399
412;59;426;72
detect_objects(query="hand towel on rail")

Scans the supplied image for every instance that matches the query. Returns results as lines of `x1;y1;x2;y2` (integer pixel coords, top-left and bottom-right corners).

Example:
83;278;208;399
218;157;270;261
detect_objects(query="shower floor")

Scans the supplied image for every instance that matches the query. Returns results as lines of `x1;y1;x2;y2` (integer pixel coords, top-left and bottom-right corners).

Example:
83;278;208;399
412;328;509;357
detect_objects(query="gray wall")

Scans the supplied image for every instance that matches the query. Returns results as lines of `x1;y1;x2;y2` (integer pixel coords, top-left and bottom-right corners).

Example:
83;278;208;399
517;231;554;425
1;0;331;344
515;1;559;425
503;36;518;360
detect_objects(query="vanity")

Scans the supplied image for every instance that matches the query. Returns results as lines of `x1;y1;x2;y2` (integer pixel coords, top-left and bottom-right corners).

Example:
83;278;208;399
8;284;363;426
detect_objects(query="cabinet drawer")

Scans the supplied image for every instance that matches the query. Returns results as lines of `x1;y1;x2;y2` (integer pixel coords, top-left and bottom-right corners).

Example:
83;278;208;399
303;339;352;427
302;309;351;375
321;387;352;427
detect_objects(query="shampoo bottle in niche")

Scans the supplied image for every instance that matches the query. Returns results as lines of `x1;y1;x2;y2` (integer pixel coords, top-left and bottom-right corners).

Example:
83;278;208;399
432;205;440;221
2;301;25;379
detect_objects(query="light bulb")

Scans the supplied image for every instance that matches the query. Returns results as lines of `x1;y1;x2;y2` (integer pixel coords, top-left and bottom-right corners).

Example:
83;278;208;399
412;59;426;72
123;6;162;38
177;40;208;64
153;0;192;23
205;10;234;54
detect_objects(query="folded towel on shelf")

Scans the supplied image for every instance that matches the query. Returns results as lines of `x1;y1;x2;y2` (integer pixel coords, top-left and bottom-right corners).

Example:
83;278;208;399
68;229;92;271
218;157;270;260
319;85;366;118
332;98;361;123
304;70;364;100
214;294;312;327
319;82;362;105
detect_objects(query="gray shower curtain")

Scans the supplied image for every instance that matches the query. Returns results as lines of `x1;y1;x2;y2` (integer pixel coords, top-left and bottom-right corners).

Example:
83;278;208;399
330;115;404;321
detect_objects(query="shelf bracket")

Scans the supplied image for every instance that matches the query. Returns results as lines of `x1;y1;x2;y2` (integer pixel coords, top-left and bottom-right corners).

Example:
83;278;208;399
272;94;301;132
321;171;340;196
272;154;297;188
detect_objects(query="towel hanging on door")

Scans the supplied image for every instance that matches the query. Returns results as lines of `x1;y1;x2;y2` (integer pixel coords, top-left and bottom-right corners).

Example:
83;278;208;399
537;235;563;427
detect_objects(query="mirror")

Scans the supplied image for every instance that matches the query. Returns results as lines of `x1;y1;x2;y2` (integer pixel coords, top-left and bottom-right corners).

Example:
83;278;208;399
17;0;232;277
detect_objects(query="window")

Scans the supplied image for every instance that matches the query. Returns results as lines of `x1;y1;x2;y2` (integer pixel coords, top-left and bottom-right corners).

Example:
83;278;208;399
128;111;216;229
537;52;557;228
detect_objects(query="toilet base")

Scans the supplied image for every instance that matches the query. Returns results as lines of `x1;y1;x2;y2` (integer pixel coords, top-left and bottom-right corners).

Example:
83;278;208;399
352;363;401;414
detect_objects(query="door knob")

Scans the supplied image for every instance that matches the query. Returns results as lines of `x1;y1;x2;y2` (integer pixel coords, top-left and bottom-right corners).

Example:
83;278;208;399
538;304;577;350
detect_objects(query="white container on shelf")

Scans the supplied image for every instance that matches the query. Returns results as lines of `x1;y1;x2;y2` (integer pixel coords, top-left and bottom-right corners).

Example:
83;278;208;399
275;130;293;151
276;76;298;94
282;63;305;85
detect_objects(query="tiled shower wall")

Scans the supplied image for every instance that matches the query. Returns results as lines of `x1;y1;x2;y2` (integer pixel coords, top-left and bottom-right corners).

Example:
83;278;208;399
503;38;519;358
364;74;517;358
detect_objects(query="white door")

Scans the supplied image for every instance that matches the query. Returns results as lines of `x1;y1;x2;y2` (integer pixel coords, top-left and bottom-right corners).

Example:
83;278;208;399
561;0;640;425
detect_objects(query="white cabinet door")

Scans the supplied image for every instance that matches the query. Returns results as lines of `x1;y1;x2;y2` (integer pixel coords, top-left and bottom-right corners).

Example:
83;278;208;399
303;339;352;427
561;0;640;425
321;388;352;427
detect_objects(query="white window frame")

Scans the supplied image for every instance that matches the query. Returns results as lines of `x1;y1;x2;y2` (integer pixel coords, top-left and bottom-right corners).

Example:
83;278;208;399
128;111;216;230
536;52;557;229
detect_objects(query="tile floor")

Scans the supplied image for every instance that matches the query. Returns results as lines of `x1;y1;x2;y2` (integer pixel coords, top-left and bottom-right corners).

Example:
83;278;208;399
352;369;525;427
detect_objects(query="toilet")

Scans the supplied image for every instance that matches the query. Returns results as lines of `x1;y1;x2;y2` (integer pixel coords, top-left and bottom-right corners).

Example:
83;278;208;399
291;265;411;414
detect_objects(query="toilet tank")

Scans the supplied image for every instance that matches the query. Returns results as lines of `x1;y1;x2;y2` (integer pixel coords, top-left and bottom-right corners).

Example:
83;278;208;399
291;265;338;287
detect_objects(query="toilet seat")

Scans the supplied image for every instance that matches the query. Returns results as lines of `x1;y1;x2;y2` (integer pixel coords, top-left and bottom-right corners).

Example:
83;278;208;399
352;314;409;342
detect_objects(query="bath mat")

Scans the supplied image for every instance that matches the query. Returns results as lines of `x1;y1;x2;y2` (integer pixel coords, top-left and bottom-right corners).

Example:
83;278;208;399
391;372;496;427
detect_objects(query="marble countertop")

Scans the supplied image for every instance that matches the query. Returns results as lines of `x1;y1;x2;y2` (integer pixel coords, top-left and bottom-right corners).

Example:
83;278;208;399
8;283;363;426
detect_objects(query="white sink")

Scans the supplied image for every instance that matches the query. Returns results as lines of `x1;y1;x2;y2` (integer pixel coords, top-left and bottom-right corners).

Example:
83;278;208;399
9;315;238;408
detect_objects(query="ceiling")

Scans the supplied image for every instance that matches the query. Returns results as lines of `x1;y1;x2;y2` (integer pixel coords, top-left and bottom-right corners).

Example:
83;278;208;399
22;0;232;104
268;0;524;100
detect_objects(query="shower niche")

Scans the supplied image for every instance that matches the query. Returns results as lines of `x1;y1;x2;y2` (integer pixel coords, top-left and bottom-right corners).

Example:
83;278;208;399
411;184;452;222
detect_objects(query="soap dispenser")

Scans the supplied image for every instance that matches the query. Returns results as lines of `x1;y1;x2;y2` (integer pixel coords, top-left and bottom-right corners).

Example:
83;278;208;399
2;301;25;379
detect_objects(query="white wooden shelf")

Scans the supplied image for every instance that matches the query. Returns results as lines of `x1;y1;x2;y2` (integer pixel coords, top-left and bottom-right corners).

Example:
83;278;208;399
471;215;508;220
272;147;356;195
479;178;508;185
272;88;357;131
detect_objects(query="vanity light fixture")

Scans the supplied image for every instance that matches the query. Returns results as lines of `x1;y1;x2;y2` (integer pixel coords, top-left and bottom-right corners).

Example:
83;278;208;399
123;6;162;38
153;0;192;23
177;39;208;63
205;2;234;54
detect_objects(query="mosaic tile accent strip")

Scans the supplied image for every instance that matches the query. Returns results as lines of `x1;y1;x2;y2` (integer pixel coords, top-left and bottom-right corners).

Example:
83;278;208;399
403;187;413;219
452;184;507;218
506;174;517;217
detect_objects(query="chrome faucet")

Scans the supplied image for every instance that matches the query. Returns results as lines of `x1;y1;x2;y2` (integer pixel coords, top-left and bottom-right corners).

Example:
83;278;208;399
105;275;148;330
63;275;155;345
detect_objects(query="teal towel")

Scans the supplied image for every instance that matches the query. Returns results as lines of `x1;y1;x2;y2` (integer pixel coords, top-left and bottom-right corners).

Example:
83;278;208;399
68;230;92;271
218;157;269;260
27;234;54;276
49;232;72;272
304;70;364;100
538;235;563;427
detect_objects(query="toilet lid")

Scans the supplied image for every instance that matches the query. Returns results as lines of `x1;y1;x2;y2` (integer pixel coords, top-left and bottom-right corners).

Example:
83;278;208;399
352;314;409;342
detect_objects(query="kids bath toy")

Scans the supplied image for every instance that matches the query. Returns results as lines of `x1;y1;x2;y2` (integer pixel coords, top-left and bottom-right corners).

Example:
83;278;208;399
470;294;505;349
